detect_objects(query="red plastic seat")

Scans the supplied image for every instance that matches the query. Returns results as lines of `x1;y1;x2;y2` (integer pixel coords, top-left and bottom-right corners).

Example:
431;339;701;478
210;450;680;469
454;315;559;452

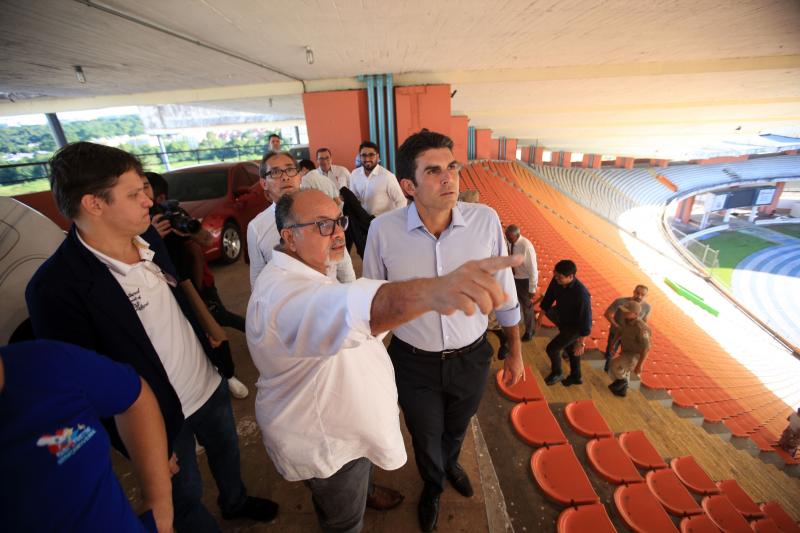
557;503;616;533
715;480;763;519
531;444;599;506
702;495;753;533
671;456;720;495
619;430;668;470
614;482;679;532
759;502;800;533
751;518;782;533
646;469;703;517
565;400;613;438
680;514;722;532
587;437;643;484
495;366;544;402
510;402;567;446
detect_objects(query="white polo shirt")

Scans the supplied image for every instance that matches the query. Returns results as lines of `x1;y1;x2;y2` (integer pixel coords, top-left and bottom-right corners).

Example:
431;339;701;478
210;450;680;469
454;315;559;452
349;164;407;216
247;203;279;289
77;232;221;417
246;250;406;481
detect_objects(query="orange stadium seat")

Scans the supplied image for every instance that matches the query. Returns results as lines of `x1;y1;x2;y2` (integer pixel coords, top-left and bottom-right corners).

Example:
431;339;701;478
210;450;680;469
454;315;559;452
715;480;764;519
702;495;753;533
557;503;617;533
618;430;668;470
759;502;800;533
510;401;567;446
495;366;544;402
586;437;643;484
531;444;599;506
646;469;703;517
751;518;782;533
671;456;721;496
565;400;613;438
614;482;679;532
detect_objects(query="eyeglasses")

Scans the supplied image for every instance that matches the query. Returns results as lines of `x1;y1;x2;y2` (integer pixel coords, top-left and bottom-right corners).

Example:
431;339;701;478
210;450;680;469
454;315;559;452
359;152;378;159
424;162;462;178
266;166;299;179
286;215;349;236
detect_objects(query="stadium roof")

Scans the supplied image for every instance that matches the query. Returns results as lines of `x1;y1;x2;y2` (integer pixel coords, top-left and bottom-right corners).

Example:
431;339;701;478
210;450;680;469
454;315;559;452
1;0;800;159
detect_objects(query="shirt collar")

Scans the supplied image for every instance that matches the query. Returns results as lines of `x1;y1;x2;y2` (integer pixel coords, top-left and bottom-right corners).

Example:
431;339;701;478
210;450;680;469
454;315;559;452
406;201;466;233
76;230;154;276
271;249;333;281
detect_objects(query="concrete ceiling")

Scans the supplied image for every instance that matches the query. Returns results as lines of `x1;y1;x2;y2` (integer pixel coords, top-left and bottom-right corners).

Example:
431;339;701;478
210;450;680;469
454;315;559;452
2;0;800;159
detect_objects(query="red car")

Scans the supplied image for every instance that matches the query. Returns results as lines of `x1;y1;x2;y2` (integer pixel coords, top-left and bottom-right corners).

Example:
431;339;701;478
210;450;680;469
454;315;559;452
163;161;268;263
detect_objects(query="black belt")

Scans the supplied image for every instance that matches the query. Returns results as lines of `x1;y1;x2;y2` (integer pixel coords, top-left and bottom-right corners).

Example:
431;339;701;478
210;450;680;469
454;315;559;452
392;334;487;360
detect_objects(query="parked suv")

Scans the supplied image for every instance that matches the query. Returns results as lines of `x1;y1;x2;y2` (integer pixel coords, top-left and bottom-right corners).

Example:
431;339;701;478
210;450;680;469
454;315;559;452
163;161;268;263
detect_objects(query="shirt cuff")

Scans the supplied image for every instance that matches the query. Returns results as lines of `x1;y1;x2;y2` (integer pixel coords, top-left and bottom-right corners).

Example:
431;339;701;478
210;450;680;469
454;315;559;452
346;278;389;336
496;305;521;327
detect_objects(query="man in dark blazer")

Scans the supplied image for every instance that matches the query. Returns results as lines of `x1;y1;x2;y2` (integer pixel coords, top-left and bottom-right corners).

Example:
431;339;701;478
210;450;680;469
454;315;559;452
26;142;278;533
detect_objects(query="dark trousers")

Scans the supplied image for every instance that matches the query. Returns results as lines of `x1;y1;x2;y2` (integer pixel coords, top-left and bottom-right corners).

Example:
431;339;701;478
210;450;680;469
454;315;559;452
201;286;245;332
388;337;493;495
171;379;247;533
304;457;372;533
514;278;534;336
545;327;582;379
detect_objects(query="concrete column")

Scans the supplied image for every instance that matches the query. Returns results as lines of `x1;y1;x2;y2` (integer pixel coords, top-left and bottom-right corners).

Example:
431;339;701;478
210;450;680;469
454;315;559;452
520;146;531;163
748;206;758;222
302;89;371;171
449;116;469;164
475;129;492;160
681;196;695;224
394;84;452;147
532;147;544;165
46;113;68;148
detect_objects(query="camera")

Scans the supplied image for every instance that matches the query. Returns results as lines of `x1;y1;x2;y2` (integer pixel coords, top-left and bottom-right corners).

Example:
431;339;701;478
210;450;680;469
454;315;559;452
150;200;202;234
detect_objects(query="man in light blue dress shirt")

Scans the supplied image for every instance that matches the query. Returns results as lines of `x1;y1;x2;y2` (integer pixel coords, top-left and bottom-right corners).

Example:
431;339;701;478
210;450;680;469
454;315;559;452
363;129;525;532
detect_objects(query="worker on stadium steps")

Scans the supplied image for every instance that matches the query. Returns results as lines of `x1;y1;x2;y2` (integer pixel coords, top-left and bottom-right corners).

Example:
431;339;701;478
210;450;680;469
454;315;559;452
505;224;539;341
349;140;408;217
459;189;509;359
26;142;278;532
0;340;176;533
538;259;592;387
603;284;651;372
247;188;522;533
608;300;652;397
363;130;524;533
778;408;800;458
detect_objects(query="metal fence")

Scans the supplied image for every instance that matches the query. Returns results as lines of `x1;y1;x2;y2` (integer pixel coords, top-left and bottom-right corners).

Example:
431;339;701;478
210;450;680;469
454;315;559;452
673;227;720;269
0;144;269;187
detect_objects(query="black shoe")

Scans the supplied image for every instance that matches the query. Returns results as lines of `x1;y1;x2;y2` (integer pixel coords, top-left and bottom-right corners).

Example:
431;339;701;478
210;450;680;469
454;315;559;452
446;464;474;497
521;332;533;342
497;343;509;360
562;375;583;387
609;380;628;397
222;496;279;522
545;373;564;386
418;491;440;532
367;484;405;510
603;356;611;373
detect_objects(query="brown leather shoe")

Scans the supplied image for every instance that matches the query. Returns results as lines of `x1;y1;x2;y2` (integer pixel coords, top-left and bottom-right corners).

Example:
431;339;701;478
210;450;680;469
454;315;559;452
366;484;404;511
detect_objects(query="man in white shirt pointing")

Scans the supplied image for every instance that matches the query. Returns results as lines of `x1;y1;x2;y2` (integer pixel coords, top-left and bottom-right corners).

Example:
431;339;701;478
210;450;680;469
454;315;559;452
246;188;521;533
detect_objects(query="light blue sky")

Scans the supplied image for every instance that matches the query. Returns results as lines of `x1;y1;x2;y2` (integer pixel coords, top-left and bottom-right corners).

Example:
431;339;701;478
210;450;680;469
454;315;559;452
0;106;139;127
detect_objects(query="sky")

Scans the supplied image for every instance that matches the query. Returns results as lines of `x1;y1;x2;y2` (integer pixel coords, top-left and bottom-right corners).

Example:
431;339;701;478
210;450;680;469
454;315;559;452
0;106;139;127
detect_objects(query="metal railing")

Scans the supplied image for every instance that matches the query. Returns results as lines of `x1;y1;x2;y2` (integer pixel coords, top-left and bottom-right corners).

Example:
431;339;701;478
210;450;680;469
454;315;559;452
672;227;720;269
0;144;269;187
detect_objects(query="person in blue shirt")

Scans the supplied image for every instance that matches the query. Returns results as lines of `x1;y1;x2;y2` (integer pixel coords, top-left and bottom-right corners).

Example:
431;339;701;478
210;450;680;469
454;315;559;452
0;340;174;532
537;259;593;386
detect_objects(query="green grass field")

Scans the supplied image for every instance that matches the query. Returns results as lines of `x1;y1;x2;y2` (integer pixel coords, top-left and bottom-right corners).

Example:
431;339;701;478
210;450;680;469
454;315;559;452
702;231;775;288
769;224;800;239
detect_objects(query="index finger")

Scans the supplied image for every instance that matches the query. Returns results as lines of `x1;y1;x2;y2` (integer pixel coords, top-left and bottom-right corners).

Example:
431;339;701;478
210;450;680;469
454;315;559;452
475;254;523;274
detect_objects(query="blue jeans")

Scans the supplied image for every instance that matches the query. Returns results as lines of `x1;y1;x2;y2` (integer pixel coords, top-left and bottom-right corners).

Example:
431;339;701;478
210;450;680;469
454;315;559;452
171;379;247;533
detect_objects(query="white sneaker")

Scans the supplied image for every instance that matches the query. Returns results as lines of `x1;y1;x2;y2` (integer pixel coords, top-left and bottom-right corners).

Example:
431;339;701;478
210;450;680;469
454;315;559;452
227;376;249;399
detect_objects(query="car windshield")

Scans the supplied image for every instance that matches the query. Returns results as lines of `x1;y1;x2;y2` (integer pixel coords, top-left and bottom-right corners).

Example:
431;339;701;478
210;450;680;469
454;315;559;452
164;169;228;201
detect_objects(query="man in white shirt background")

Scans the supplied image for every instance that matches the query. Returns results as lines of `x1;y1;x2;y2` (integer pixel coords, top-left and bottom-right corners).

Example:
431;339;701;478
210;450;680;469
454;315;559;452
315;147;351;190
505;224;538;341
267;133;282;153
362;130;525;532
247;188;521;533
349;141;407;216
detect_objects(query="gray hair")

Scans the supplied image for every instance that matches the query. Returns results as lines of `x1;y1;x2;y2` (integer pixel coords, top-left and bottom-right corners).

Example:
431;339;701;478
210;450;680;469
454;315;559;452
275;191;298;240
458;190;480;203
259;150;295;178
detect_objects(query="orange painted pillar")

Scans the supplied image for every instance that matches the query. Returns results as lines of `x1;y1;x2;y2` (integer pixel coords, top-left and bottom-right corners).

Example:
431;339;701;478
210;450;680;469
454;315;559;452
552;151;572;167
650;159;668;167
615;157;634;169
489;139;500;160
681;195;695;224
520;146;531;162
394;84;453;146
582;154;602;168
532;147;544;165
475;129;492;159
785;149;798;155
302;89;370;171
449;115;469;164
505;139;517;160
